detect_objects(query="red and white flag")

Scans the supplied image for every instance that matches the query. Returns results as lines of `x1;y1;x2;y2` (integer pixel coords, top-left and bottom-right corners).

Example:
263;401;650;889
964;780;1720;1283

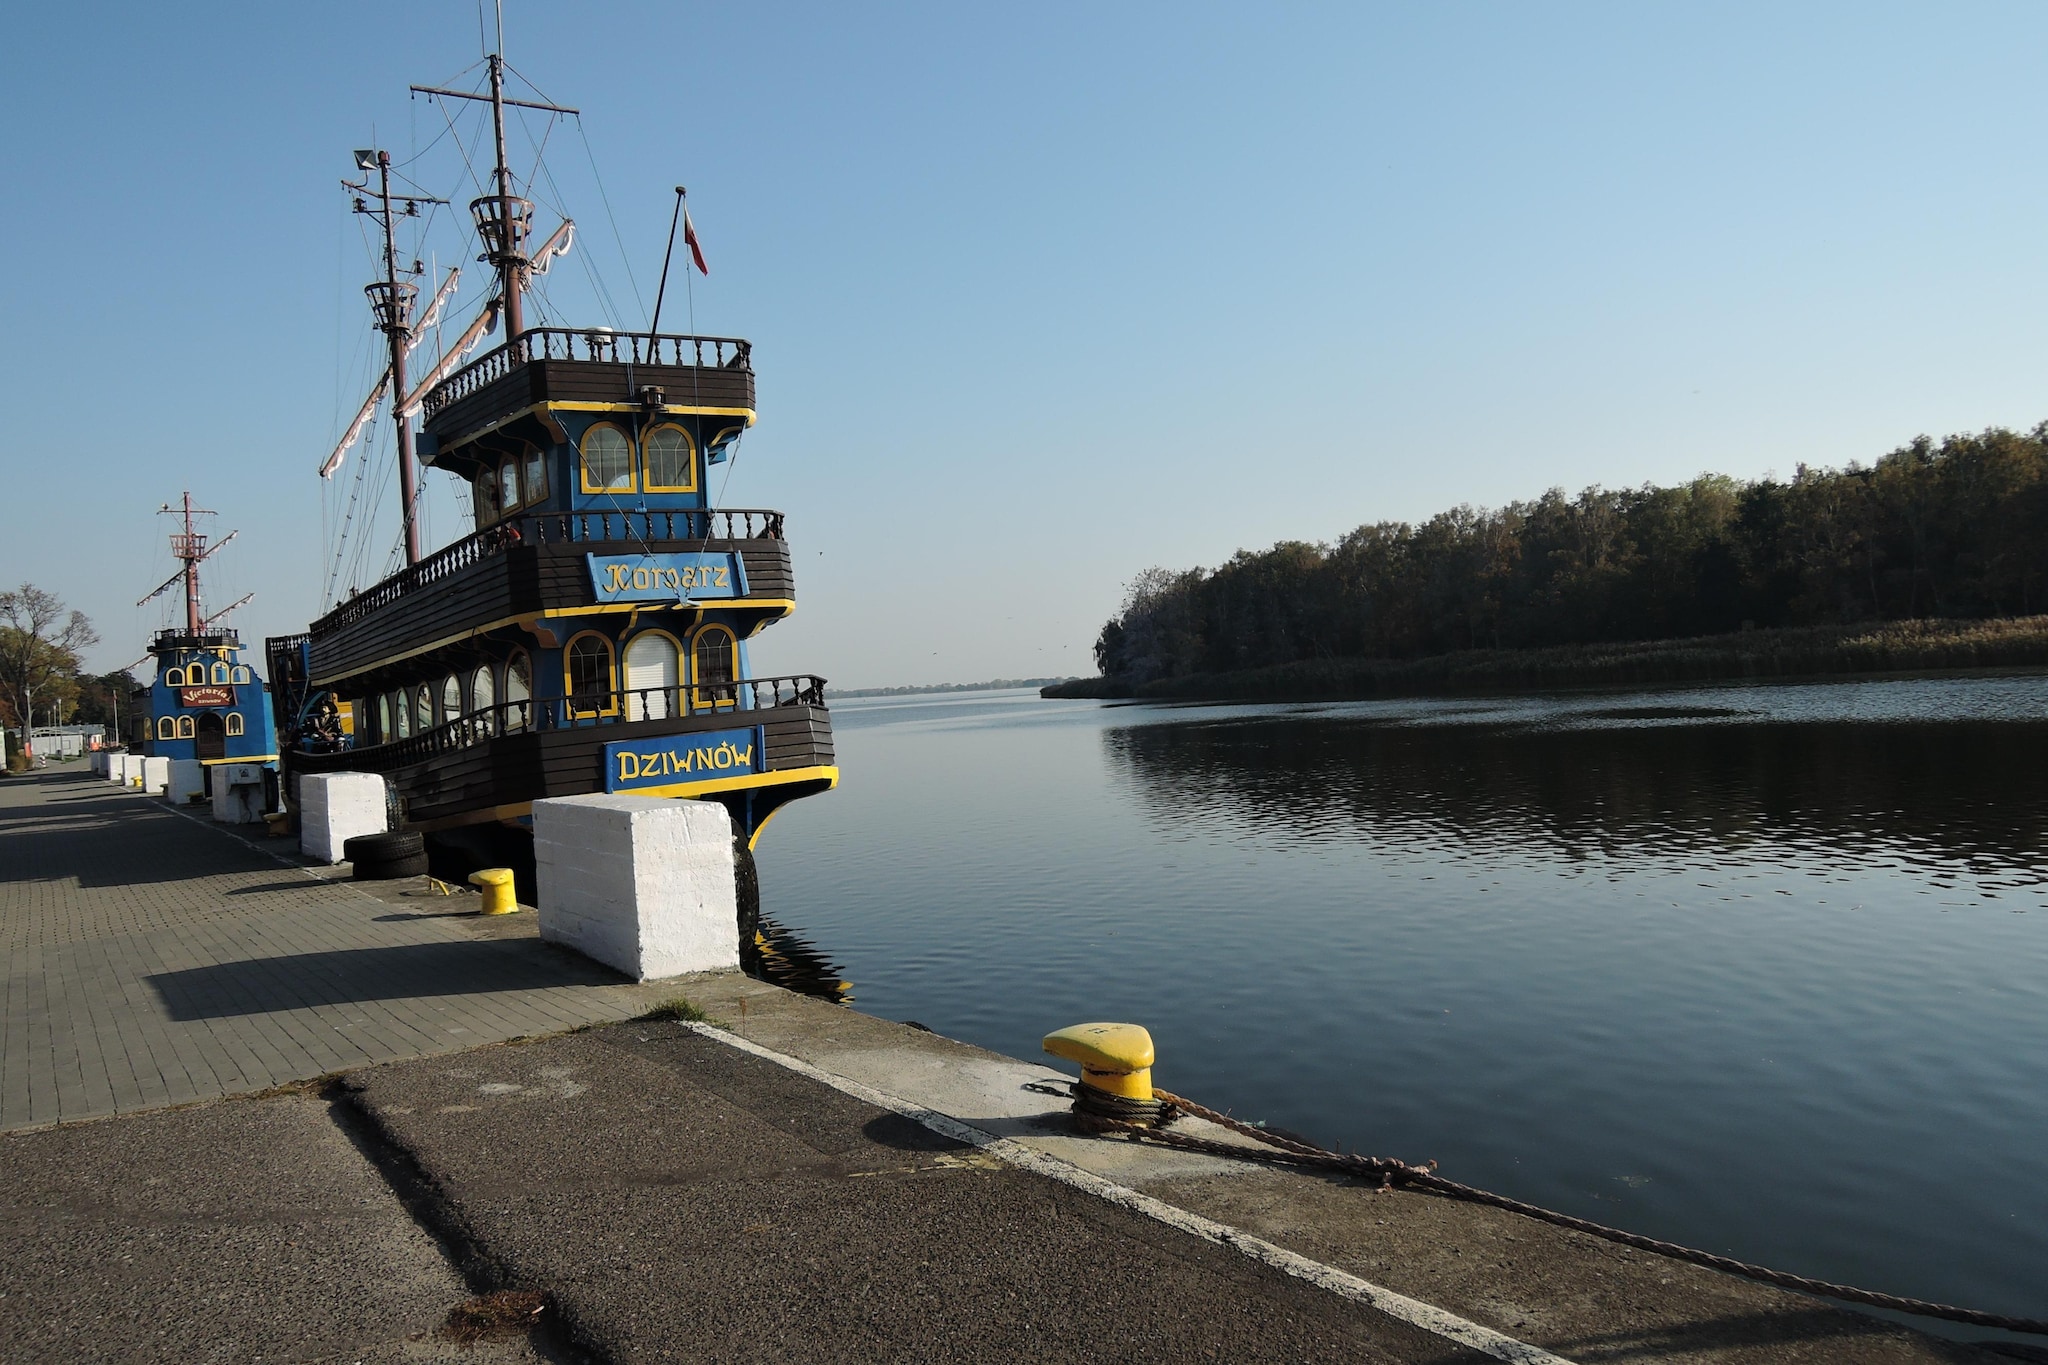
683;207;708;275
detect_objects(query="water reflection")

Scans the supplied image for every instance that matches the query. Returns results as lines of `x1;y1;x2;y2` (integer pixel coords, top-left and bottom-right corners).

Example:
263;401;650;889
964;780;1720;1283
745;913;854;1002
756;682;2048;1329
1108;713;2048;892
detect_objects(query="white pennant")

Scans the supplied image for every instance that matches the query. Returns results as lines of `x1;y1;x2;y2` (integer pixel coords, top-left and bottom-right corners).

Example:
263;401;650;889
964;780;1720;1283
319;372;390;479
528;219;575;277
405;268;460;357
399;298;503;417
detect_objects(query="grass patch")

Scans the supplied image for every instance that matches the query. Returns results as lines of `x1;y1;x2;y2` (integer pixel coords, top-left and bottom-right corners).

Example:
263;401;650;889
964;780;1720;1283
637;996;713;1024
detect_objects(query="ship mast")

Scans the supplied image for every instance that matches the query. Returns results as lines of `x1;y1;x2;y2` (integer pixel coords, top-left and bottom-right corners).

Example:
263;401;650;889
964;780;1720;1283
354;150;437;565
487;50;525;342
409;21;577;349
139;494;241;634
173;492;207;635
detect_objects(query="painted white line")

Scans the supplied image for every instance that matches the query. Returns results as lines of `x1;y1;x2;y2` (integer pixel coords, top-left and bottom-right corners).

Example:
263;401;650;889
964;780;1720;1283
685;1021;1577;1365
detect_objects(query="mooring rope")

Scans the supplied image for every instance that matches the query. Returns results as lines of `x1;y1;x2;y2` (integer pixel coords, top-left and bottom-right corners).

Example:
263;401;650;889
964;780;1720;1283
1073;1087;2048;1337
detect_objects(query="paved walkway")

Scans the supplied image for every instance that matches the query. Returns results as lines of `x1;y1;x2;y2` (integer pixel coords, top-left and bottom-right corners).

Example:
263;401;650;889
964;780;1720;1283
0;768;664;1132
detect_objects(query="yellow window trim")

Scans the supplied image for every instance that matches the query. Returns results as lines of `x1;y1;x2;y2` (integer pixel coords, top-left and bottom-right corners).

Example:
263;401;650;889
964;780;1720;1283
427;402;755;464
563;629;619;717
689;623;739;711
200;754;278;766
641;422;699;493
579;421;637;496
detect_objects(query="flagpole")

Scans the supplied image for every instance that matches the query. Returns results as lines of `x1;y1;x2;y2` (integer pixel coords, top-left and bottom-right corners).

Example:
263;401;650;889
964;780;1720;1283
649;186;686;336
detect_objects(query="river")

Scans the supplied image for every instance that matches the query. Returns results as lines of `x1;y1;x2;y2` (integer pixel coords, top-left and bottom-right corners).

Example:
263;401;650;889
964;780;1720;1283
752;675;2048;1327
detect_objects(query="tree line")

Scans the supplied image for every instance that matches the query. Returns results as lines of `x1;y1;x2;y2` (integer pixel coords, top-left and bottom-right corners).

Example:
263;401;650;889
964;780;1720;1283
1092;424;2048;684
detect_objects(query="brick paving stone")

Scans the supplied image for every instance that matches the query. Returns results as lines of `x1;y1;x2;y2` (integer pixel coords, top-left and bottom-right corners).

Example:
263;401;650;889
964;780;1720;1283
0;768;673;1130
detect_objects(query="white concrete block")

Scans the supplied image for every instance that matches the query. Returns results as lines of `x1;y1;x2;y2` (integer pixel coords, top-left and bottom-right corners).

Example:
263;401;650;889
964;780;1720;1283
167;759;206;806
534;795;737;981
211;763;267;824
108;754;131;784
140;756;170;796
299;772;388;864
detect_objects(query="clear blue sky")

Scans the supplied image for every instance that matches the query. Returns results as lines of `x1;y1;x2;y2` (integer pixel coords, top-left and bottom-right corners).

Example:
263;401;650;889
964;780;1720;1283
6;3;2047;688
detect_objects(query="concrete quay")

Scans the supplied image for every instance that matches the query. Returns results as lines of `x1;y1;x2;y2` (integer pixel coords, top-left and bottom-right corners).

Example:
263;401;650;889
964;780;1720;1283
0;767;2031;1362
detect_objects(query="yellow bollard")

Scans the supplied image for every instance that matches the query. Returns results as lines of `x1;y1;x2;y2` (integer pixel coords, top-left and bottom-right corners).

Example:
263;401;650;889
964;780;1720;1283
467;867;519;915
1043;1022;1155;1102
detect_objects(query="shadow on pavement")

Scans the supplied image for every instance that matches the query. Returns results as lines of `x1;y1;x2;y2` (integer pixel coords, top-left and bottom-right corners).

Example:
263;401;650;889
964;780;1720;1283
144;939;626;1019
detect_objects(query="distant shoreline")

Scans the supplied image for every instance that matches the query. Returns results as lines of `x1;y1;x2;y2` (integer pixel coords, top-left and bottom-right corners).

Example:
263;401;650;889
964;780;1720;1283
827;677;1076;699
1041;618;2048;702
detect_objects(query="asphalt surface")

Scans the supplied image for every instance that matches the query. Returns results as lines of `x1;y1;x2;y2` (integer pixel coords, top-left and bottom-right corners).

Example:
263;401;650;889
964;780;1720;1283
343;1022;1496;1364
0;1089;546;1364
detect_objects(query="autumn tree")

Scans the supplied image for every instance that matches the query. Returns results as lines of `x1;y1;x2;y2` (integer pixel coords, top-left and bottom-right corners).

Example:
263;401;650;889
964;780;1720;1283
0;585;99;751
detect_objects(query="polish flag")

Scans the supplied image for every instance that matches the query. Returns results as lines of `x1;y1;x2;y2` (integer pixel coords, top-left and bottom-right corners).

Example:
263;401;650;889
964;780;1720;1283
683;208;708;275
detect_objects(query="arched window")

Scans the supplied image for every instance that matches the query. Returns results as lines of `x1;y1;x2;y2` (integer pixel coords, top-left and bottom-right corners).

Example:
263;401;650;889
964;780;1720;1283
642;425;696;492
231;666;251;684
393;691;411;739
474;469;498;526
175;715;195;739
565;633;615;715
163;666;185;687
157;716;176;740
376;694;394;743
471;665;496;739
691;626;738;709
499;455;522;512
225;713;245;737
522;447;547;506
502;651;533;732
441;675;462;724
580;424;634;494
413;685;436;734
212;662;232;684
623;631;679;721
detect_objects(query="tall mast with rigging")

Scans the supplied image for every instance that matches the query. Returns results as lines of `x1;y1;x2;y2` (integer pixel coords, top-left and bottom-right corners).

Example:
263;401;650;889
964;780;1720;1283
409;33;577;349
139;493;242;634
349;150;446;566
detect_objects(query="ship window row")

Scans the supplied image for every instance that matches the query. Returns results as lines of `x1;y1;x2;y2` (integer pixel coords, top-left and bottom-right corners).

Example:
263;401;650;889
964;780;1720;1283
353;627;739;743
155;713;245;740
579;423;697;496
363;652;533;746
473;446;549;528
565;625;736;719
163;664;251;686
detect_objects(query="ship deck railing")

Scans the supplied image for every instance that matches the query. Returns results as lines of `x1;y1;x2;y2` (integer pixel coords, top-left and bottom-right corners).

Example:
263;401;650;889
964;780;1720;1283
323;674;827;768
422;327;753;418
310;508;785;637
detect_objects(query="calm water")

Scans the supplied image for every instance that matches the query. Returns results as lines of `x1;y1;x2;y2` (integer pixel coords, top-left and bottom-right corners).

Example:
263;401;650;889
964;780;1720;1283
754;677;2048;1326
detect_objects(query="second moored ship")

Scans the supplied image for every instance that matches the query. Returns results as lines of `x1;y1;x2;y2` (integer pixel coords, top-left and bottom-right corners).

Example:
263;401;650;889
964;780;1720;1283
268;37;836;865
